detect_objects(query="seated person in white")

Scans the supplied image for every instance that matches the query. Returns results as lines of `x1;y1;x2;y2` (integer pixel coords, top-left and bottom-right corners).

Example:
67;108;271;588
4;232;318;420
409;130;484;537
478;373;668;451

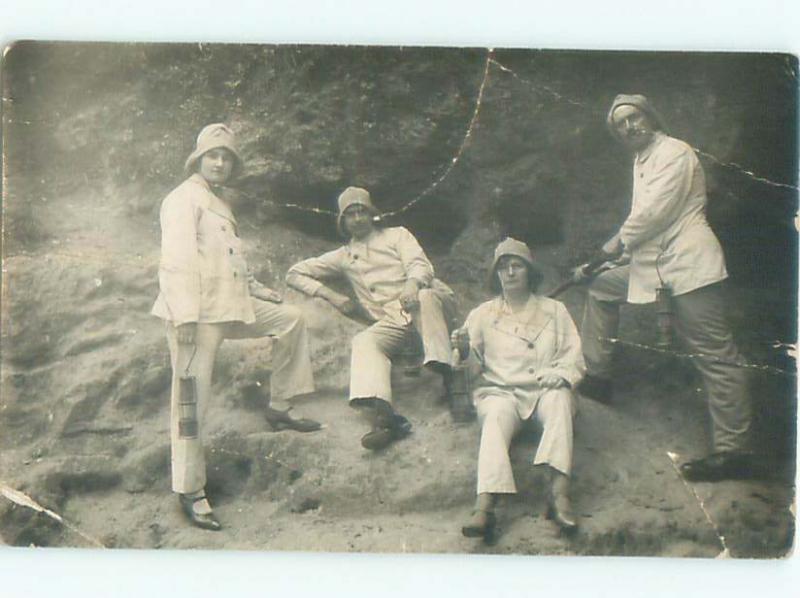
452;238;585;539
287;186;459;451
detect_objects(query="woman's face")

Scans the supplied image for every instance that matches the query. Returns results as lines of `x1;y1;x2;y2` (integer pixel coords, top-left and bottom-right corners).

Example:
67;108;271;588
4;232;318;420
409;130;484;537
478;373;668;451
342;204;375;240
198;148;235;185
496;255;529;295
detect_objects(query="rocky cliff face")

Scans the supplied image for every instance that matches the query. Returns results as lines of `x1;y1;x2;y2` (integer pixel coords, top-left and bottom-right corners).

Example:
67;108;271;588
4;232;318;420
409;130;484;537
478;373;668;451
0;43;796;554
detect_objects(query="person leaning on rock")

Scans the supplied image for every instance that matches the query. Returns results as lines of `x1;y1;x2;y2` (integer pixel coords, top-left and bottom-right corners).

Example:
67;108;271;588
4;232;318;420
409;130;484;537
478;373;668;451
574;94;758;482
151;123;320;531
286;186;461;451
452;238;585;540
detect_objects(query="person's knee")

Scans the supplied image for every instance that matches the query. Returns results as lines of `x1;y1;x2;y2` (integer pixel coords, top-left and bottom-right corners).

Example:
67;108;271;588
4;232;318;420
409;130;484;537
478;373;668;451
351;330;378;355
479;400;515;429
586;283;614;303
281;304;304;328
418;288;438;305
539;389;574;420
587;269;625;301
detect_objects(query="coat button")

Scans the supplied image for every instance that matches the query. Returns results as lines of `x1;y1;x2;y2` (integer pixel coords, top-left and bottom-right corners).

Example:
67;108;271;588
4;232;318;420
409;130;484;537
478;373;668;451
528;343;534;349
233;272;238;278
221;225;227;231
353;254;359;260
229;248;234;255
528;367;534;374
369;286;376;292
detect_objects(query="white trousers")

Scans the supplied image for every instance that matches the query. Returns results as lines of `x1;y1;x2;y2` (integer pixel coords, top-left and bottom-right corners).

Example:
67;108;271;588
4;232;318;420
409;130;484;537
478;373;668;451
475;388;574;495
349;288;456;403
166;299;315;494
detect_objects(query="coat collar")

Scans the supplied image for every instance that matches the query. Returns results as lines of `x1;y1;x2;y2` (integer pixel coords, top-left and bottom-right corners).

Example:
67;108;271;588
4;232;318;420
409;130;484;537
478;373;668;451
345;228;381;256
189;173;238;226
635;131;667;164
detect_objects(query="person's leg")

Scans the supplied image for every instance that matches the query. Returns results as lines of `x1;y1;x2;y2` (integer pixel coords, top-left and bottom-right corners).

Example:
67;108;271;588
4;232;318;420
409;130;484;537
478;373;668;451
464;393;522;538
475;394;524;495
413;287;457;368
534;388;578;531
533;388;576;475
672;284;752;476
349;320;411;449
167;323;225;494
579;265;630;402
166;322;225;529
349;320;407;404
227;299;315;404
412;287;474;420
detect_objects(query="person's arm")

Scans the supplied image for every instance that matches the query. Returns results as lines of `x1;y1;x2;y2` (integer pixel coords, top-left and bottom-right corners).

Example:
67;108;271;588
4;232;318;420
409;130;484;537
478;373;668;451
453;305;487;380
395;227;434;310
601;230;624;256
286;249;356;315
619;147;695;251
535;302;586;389
158;191;201;331
396;227;434;287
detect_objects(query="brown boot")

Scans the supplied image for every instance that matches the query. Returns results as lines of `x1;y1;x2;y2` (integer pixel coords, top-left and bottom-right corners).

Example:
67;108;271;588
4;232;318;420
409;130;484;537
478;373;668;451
461;509;496;539
547;470;577;533
462;492;496;540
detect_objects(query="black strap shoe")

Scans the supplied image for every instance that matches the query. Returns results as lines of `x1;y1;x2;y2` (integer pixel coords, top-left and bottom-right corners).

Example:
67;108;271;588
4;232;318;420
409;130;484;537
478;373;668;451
179;494;222;531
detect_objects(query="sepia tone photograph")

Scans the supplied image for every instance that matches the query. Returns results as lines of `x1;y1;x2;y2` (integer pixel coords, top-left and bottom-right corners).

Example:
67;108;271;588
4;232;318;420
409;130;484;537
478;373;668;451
1;40;797;560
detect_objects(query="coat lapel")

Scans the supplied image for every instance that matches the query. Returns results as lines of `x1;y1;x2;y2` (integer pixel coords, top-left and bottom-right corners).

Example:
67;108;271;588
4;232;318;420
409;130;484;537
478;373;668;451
517;296;553;343
491;296;553;344
190;174;239;228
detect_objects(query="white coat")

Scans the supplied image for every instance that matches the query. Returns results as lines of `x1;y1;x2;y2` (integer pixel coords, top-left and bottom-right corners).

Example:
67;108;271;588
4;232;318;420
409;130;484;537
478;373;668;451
463;295;586;420
619;132;728;304
151;174;256;325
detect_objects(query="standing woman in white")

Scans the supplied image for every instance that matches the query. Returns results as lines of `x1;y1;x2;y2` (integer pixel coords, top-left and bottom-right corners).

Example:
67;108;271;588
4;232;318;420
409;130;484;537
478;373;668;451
152;124;318;531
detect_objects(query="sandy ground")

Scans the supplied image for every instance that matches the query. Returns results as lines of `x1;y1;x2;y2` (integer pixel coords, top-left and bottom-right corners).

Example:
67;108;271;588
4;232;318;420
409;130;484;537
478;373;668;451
0;188;795;558
1;357;794;557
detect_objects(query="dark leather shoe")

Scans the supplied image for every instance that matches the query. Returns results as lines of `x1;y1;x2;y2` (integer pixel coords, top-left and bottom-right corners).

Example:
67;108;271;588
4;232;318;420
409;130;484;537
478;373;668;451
265;407;322;433
462;510;496;540
361;427;395;450
577;375;613;404
361;414;412;450
179;494;222;531
680;451;761;482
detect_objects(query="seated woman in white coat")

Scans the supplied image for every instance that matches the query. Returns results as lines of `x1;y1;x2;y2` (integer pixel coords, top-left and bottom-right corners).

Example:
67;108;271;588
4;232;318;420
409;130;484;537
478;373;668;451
452;238;586;539
151;123;319;531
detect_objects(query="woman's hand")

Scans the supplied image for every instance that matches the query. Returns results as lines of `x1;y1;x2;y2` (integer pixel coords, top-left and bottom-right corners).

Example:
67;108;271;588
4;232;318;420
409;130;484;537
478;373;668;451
601;233;624;257
398;280;420;312
251;286;283;303
537;374;568;389
451;328;470;361
177;323;197;345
